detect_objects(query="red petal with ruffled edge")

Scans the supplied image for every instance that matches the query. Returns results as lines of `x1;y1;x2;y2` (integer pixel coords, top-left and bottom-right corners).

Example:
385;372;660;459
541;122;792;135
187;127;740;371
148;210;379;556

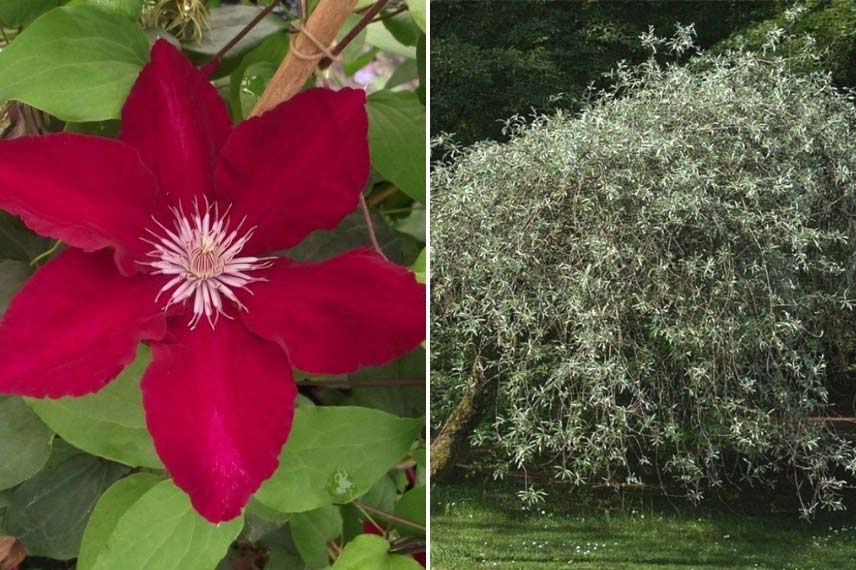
0;134;160;275
240;248;426;374
0;249;167;398
214;88;370;255
142;318;297;522
121;39;232;205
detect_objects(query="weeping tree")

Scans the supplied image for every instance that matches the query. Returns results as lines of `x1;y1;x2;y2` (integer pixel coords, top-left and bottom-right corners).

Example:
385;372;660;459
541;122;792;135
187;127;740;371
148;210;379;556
431;29;856;516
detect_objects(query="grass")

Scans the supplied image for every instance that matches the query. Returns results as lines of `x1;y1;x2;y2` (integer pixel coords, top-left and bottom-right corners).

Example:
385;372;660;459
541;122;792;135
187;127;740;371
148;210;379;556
430;478;856;570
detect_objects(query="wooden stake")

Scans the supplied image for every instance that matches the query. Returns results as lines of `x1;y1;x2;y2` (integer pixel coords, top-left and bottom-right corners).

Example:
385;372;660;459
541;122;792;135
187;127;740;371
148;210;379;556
251;0;357;116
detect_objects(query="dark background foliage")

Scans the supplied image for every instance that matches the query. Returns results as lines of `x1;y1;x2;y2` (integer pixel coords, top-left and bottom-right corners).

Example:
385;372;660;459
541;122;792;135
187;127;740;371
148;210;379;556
431;0;856;145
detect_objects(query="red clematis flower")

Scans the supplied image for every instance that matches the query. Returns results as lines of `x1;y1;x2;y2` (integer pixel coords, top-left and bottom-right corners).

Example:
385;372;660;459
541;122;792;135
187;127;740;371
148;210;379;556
0;40;425;522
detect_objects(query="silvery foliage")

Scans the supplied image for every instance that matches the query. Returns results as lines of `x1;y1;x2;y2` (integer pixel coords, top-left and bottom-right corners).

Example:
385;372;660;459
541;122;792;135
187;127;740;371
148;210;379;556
431;25;856;517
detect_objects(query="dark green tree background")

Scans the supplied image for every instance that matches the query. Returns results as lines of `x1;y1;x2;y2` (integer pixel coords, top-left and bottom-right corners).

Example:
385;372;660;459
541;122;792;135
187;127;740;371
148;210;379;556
431;0;856;145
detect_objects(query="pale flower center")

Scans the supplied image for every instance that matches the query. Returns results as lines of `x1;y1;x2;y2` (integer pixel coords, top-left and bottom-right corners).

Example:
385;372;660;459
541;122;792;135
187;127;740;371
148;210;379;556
142;199;272;330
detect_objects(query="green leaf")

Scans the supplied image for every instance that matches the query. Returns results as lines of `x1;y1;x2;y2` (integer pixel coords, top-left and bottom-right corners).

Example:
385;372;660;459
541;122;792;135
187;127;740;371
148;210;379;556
381;12;420;47
268;546;307;570
242;495;291;543
65;0;144;19
331;534;422;570
284;210;402;264
0;397;53;490
411;447;425;487
365;22;416;59
27;345;162;468
416;34;425;105
247;496;290;526
5;442;127;559
185;4;287;57
255;407;422;514
290;506;343;569
339;504;363;548
77;473;163;570
350;348;425;419
0;5;150;121
391;207;426;242
359;475;397;514
237;61;277;116
411;249;425;284
344;46;379;77
367;90;426;204
338;14;367;64
385;59;419;90
0;489;11;534
228;32;288;121
405;0;425;32
241;511;283;542
64;118;121;138
0;0;59;27
0;260;30;318
264;525;307;570
0;211;53;263
393;486;424;537
86;479;243;570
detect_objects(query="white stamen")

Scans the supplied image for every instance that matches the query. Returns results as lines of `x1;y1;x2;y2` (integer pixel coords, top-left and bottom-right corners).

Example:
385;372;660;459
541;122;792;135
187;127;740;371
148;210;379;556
141;198;272;330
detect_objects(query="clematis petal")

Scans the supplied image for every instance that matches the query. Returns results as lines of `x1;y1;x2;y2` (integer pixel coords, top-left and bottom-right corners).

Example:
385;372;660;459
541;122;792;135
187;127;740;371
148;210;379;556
0;249;167;398
121;39;231;204
240;248;426;375
214;88;370;255
0;133;160;275
142;318;297;522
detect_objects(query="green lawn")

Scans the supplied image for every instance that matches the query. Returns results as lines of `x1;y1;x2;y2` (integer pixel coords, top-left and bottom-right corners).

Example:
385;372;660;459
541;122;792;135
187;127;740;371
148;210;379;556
430;480;856;570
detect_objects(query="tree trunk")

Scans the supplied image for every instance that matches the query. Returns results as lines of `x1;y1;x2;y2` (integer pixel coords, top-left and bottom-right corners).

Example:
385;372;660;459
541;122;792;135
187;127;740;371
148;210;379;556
430;355;499;480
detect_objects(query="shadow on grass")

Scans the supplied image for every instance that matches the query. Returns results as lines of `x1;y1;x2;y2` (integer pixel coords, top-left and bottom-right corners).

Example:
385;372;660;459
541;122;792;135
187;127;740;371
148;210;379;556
431;478;856;570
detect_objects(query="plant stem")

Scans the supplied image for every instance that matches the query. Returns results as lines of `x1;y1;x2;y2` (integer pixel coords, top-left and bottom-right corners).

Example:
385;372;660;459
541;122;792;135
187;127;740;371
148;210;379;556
359;194;386;258
352;499;426;532
389;536;425;555
318;0;389;69
395;458;417;470
212;0;280;62
353;501;385;535
328;540;342;557
30;240;61;267
366;184;399;207
371;4;406;23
